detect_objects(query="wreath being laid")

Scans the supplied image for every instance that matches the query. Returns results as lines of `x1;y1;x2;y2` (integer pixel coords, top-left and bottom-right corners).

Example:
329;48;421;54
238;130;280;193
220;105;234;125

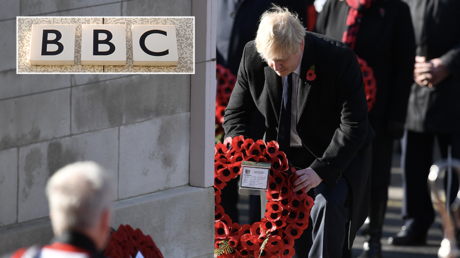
215;64;237;142
214;136;314;258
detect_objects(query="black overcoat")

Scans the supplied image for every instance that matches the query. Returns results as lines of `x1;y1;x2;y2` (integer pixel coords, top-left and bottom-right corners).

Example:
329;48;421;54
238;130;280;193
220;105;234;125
223;32;375;247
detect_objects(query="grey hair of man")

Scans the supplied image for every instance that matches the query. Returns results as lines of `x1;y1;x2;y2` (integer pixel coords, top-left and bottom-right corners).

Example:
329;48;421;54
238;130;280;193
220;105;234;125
255;5;306;62
46;161;114;235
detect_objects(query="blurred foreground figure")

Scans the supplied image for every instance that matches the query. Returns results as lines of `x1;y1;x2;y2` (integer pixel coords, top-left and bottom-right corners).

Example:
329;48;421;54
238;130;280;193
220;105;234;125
388;0;460;247
11;161;114;258
314;0;415;257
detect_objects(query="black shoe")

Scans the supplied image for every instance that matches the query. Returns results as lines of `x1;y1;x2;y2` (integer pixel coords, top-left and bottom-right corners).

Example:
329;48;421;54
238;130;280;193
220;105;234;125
388;225;426;246
358;232;382;258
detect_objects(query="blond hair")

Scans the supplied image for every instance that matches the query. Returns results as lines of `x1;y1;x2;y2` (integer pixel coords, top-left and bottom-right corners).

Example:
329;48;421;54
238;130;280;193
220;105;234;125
255;5;306;61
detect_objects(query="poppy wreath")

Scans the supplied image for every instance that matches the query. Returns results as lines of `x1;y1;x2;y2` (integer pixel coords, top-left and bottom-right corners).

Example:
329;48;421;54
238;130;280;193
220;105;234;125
357;56;377;112
214;136;315;258
104;224;164;258
215;64;237;138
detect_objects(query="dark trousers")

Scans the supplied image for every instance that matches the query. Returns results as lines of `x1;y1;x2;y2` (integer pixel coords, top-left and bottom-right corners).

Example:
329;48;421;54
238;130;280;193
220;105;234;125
401;130;460;230
290;147;351;258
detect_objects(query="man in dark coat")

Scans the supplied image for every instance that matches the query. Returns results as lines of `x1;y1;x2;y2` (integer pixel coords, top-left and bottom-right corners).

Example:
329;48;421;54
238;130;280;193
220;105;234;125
389;0;460;246
223;6;374;257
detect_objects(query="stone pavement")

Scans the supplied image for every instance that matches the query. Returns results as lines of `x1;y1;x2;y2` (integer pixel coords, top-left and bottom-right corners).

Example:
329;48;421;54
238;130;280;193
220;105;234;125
237;151;444;258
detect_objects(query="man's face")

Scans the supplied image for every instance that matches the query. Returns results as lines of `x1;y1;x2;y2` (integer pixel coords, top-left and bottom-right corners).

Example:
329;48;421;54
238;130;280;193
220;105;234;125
267;40;304;77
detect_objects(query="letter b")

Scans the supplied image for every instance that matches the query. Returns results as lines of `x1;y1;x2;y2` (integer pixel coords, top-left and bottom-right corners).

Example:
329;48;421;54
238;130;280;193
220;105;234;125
41;30;64;56
93;30;115;55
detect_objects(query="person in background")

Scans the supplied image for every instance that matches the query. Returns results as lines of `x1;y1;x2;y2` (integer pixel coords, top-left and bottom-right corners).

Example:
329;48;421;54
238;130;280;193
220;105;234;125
224;6;374;257
217;0;315;225
314;0;416;257
388;0;460;246
10;161;114;258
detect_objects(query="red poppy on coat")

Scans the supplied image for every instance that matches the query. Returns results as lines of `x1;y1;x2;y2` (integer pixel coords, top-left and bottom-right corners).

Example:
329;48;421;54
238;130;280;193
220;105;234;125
214;177;227;190
229;152;244;163
227;235;239;248
260;218;276;232
266;141;280;158
285;224;302;239
241;138;255;151
255;139;267;153
266;235;283;253
230;223;241;235
220;214;233;226
215;221;230;239
250;222;262;236
217;167;233;182
286;210;298;223
237;224;252;238
240;234;259;251
282;237;295;248
231;135;245;152
304;195;314;210
306;69;316;81
288;194;302;211
238;248;251;258
254;248;273;258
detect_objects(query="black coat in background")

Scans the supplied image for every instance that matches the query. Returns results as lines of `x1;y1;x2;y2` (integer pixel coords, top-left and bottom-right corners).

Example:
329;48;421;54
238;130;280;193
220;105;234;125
314;0;415;187
402;0;460;133
223;33;375;247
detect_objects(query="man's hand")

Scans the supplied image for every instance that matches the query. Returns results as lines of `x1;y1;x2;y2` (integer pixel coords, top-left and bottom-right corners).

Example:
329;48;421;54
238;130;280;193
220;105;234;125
292;167;322;193
414;56;450;87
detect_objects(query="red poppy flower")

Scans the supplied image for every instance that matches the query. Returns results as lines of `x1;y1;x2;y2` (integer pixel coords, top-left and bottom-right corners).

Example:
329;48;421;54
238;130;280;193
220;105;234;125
266;141;280;158
215;105;226;124
286;210;298;224
266;235;283;253
255;139;267;152
274;219;287;230
215;161;227;175
269;157;282;173
215;193;221;205
304;195;314;210
277;152;289;172
215;142;229;155
265;210;282;222
215;205;225;220
292;188;308;202
237;224;252;238
229;152;244;164
240;234;259;251
281;246;296;258
250;222;262;236
243;155;262;162
238;248;251;258
266;201;283;213
217;167;233;182
227;235;239;248
215;221;230;239
273;172;285;186
281;235;294;248
306;69;316;81
229;223;241;235
220;214;233;227
295;207;310;224
223;136;232;150
267;178;281;192
285;224;302;239
241;138;255;151
214;177;227;190
279;195;291;210
215;153;227;162
266;189;282;201
247;143;262;156
231;135;245;152
254;248;273;258
279;183;290;200
260;218;276;232
288;194;302;211
293;221;309;231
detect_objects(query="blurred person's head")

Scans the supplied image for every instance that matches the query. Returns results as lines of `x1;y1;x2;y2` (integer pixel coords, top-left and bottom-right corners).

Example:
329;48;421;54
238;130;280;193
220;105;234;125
46;161;114;250
255;5;306;77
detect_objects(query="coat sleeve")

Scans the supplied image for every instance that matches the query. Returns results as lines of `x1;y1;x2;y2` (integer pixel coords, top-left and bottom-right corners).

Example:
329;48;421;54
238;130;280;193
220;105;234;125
223;43;257;140
440;40;460;78
388;2;416;124
310;46;370;187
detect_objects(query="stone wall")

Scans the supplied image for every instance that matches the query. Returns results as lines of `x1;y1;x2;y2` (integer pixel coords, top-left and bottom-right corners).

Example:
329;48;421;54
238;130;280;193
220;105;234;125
0;0;215;257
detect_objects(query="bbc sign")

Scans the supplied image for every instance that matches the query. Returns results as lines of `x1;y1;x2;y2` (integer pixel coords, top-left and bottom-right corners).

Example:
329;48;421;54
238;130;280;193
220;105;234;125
29;24;179;66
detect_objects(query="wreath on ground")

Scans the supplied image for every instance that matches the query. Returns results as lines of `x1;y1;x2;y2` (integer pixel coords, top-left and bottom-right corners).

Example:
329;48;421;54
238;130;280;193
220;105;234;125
214;136;314;258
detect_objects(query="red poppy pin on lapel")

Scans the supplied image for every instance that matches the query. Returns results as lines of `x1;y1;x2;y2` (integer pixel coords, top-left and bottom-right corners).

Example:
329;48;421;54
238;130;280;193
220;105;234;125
306;65;316;82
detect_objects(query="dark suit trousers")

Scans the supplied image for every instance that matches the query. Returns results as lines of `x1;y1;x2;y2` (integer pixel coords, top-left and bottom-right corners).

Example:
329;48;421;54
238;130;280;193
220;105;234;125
290;147;351;258
401;130;460;230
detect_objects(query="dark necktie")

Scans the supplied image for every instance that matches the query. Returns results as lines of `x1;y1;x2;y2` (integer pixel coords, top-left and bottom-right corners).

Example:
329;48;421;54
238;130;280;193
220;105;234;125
277;73;293;159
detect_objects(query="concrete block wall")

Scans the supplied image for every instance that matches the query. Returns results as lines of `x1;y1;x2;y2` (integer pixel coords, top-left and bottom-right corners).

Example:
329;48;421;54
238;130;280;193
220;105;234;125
0;0;216;257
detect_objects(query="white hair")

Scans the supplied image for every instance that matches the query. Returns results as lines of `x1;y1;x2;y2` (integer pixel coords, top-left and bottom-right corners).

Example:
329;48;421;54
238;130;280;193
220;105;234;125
255;5;306;61
46;161;114;235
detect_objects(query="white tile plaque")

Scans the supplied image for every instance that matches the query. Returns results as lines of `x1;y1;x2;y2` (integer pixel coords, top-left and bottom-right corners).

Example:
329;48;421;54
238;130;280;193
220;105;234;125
81;24;126;65
132;25;178;66
29;24;76;65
